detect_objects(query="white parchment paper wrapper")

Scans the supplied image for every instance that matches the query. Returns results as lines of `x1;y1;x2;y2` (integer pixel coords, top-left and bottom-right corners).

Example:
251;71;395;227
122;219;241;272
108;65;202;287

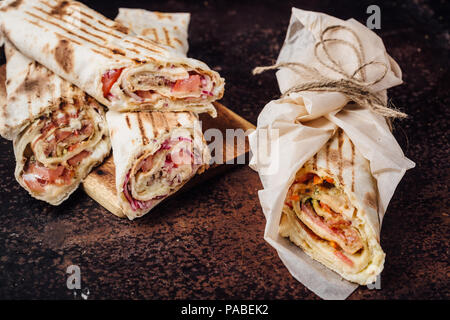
248;8;415;299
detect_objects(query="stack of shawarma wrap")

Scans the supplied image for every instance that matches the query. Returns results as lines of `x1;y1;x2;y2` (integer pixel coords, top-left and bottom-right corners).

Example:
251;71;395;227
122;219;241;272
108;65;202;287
0;0;222;218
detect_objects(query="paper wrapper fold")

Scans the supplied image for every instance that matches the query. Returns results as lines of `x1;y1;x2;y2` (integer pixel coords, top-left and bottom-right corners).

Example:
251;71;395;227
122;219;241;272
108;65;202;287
249;8;415;299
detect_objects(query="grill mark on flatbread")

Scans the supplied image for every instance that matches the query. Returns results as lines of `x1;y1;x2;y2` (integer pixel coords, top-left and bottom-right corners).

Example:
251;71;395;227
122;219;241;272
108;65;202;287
76;8;94;20
112;22;130;35
148;112;158;138
23;2;171;62
325;139;331;169
25;10;132;61
92;16;118;30
90;48;113;59
312;153;317;171
54;31;82;45
112;48;126;56
141;29;151;37
72;15;124;40
66;10;129;40
12;0;24;7
73;6;130;37
132;58;146;64
123;39;161;54
162;113;170;132
137;36;165;48
136;113;149;145
324;129;352;185
25;11;100;47
173;38;183;46
151;28;159;43
43;0;98;23
154;12;172;20
163;28;173;48
125;115;131;129
127;48;140;55
0;0;23;11
54;38;74;73
351;141;355;192
95;19;131;37
25;18;52;38
337;128;344;184
32;7;107;42
49;0;69;16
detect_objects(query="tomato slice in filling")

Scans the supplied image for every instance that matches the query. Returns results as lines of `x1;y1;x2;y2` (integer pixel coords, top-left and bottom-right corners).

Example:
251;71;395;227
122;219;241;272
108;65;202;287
23;162;74;193
102;68;124;98
287;173;364;266
172;74;202;94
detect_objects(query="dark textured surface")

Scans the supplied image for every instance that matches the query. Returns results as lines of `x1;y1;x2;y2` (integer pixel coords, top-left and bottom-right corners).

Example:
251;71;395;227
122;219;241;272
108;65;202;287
0;0;449;300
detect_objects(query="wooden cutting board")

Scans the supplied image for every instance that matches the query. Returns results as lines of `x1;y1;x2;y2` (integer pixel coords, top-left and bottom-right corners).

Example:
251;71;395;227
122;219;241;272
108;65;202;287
82;102;255;218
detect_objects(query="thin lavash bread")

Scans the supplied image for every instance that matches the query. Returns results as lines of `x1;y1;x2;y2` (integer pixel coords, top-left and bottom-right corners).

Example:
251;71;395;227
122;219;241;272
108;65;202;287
106;9;211;219
107;111;210;220
13;102;110;205
0;39;81;140
0;41;110;205
0;0;223;115
279;128;385;285
0;6;193;141
115;9;190;55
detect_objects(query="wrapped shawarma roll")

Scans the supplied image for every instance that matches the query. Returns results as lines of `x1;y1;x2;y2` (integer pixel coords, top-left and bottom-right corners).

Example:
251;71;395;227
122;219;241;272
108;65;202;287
0;41;110;205
115;9;190;55
107;111;210;220
0;0;223;116
279;129;384;285
249;8;415;298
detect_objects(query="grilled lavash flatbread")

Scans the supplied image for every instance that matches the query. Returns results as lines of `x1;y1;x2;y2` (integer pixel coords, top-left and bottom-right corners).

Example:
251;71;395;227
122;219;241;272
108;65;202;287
0;39;83;140
115;9;190;55
279;129;385;285
0;0;223;116
107;111;210;220
105;9;210;219
0;41;110;205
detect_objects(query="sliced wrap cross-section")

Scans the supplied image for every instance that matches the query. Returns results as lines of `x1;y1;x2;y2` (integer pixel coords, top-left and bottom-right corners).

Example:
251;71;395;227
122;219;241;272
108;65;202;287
107;111;210;220
279;129;385;285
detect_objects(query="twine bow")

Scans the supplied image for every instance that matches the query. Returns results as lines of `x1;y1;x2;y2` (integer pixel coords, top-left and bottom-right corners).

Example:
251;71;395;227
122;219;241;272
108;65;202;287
253;25;407;121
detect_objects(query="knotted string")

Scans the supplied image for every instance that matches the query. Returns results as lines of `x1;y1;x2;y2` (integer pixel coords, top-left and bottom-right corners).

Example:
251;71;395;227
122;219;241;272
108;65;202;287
253;25;407;122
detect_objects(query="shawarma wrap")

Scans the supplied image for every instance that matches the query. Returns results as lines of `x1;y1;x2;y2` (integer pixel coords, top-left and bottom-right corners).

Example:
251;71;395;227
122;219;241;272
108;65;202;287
0;41;110;205
279;129;385;285
107;111;210;220
0;0;223;116
102;9;210;219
